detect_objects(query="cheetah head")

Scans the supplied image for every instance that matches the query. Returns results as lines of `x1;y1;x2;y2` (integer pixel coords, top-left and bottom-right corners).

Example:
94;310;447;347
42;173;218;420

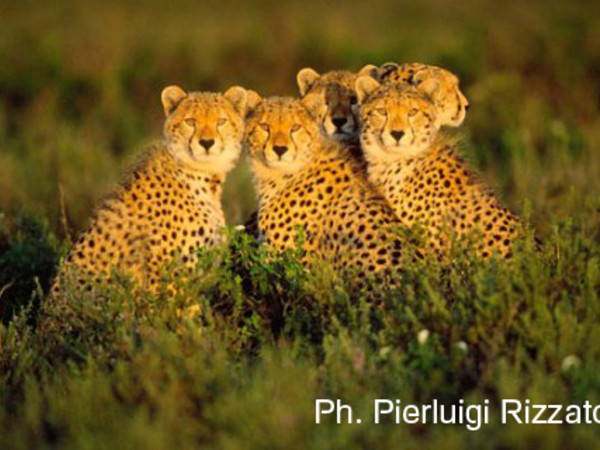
296;65;378;142
161;85;248;174
379;62;469;127
245;95;320;175
356;77;440;161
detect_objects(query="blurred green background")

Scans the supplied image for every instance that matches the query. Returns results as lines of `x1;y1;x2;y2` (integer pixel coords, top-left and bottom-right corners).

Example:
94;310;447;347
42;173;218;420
3;2;600;448
1;0;600;241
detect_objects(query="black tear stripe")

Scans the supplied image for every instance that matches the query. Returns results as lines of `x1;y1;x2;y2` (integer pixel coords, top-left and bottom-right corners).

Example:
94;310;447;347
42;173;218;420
186;132;194;157
452;90;462;120
320;113;328;131
408;118;417;145
375;115;387;146
381;109;388;133
259;141;269;164
216;128;225;153
260;139;268;158
290;129;299;151
303;126;316;148
264;124;274;157
261;126;272;149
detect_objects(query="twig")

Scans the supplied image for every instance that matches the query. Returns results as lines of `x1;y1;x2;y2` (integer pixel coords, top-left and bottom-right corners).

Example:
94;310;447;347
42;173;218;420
58;183;72;245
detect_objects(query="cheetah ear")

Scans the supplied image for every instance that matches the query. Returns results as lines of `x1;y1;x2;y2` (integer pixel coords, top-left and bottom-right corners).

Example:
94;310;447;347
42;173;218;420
224;86;248;115
301;89;326;118
355;76;381;103
357;64;379;81
296;68;321;96
418;77;440;99
379;62;400;79
161;85;187;117
245;90;262;116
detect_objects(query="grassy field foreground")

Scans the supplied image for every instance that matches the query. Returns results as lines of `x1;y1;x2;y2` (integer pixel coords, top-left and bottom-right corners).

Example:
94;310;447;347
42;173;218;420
2;0;600;448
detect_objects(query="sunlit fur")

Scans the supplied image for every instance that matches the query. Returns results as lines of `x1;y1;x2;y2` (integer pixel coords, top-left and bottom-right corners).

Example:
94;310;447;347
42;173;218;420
51;86;248;295
379;62;469;127
357;80;522;259
245;96;320;203
297;65;378;141
245;95;406;292
356;77;441;165
162;86;247;174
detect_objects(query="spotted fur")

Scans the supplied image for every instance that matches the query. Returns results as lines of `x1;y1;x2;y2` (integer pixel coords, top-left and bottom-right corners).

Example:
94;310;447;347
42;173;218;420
356;79;521;258
379;62;469;127
52;86;247;294
245;95;406;286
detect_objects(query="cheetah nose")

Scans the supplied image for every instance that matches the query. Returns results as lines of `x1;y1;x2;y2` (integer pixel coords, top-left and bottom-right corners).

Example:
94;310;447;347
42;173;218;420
332;117;347;131
199;139;215;151
464;103;470;111
273;145;288;158
390;129;405;141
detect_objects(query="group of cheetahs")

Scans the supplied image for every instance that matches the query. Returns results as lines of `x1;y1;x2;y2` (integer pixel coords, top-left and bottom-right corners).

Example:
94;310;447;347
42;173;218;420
52;62;531;298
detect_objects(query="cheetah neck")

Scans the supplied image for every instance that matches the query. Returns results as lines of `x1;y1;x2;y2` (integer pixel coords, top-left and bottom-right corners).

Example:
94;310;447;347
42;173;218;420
249;158;295;207
366;136;451;187
249;137;336;207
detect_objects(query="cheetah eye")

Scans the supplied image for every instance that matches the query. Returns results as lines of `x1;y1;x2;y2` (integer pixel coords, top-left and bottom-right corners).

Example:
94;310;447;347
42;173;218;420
217;118;227;126
375;108;387;116
409;108;419;117
184;118;196;127
349;96;358;105
259;123;270;132
291;124;302;132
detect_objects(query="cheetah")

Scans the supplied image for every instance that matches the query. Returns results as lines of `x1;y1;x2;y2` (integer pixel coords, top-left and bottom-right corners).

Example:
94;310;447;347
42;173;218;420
52;85;248;294
296;65;378;142
245;94;407;288
355;76;522;258
378;62;470;128
242;67;379;235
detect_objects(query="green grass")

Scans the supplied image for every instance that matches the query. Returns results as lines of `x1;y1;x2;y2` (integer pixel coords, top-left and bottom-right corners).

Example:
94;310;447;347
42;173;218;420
2;0;600;447
3;226;600;448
